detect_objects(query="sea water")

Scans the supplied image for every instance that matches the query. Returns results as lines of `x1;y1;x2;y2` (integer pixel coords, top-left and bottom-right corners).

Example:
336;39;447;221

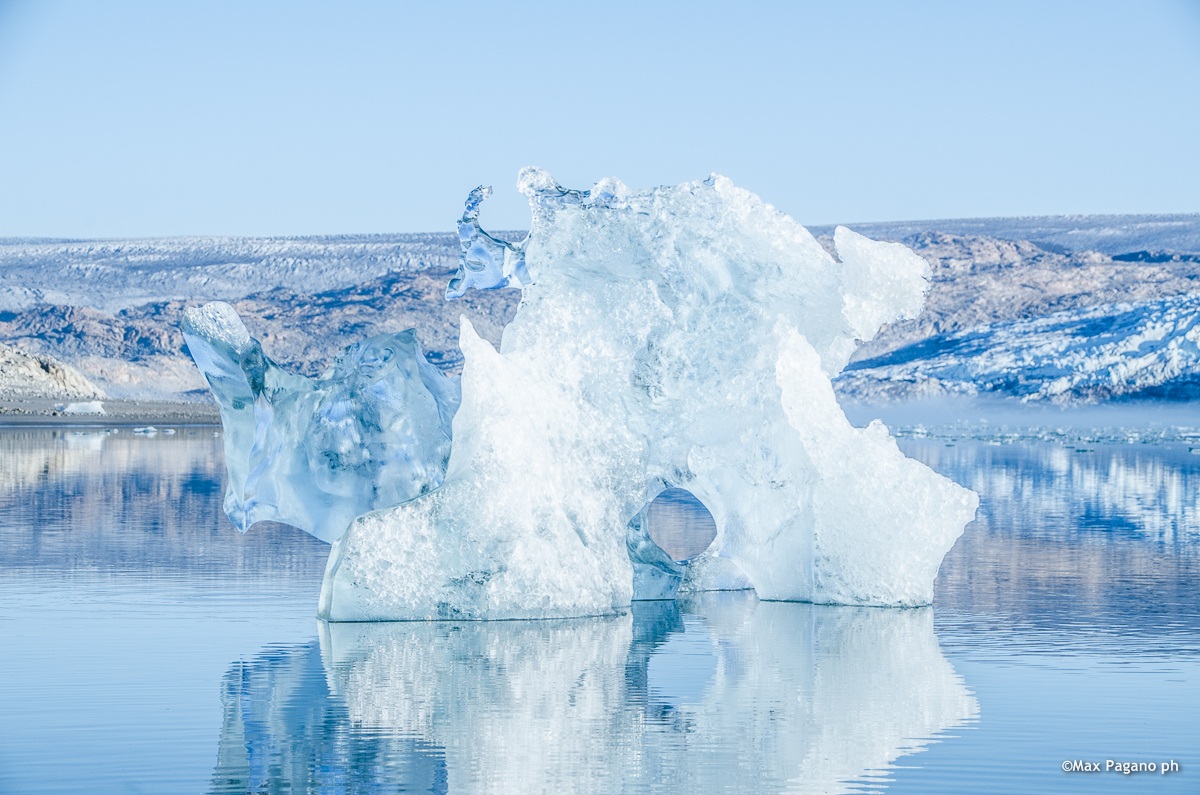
0;426;1197;793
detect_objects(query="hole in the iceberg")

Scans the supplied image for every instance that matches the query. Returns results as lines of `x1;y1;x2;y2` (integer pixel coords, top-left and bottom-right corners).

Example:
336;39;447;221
645;488;718;562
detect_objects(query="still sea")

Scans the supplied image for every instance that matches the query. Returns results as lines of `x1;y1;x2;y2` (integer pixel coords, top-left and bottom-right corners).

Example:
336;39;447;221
0;425;1197;794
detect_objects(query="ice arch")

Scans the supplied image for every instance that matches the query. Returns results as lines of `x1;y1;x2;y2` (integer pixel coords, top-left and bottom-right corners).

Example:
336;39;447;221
628;487;719;602
313;170;978;620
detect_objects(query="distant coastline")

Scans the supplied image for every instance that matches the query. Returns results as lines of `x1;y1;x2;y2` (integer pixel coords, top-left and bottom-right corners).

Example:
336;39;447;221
0;398;218;426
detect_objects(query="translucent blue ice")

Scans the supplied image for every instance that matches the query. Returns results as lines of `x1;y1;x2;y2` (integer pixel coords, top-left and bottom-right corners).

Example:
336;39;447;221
183;170;977;618
446;186;532;299
182;303;459;543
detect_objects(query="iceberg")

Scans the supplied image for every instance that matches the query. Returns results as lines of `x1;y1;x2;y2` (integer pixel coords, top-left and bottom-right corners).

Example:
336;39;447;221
182;302;459;543
57;401;106;416
185;169;978;619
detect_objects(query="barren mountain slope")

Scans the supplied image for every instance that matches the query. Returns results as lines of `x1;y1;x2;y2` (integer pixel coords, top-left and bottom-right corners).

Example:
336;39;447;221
2;215;1199;403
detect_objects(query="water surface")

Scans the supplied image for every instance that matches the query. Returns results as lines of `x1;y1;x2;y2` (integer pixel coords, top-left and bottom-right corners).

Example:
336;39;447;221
0;427;1197;793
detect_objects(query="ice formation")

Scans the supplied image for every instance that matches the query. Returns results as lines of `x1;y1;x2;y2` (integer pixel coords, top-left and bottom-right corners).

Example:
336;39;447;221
182;303;459;543
184;169;977;618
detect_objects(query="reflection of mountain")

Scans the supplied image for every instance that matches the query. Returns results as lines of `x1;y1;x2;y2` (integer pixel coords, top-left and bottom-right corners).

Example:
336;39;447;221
906;439;1200;654
907;439;1200;544
212;596;976;794
0;427;328;577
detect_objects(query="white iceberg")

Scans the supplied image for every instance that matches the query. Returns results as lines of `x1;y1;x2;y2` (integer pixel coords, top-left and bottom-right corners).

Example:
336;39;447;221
58;401;106;415
309;170;978;619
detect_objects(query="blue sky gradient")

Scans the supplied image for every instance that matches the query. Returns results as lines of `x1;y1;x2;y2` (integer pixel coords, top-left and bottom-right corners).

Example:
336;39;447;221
1;0;1197;237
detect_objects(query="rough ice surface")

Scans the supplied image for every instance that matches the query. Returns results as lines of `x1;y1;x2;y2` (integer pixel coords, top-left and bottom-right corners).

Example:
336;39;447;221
182;302;460;543
317;169;978;620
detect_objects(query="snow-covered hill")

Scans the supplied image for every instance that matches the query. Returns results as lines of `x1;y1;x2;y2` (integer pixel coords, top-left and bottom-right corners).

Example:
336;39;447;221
811;213;1200;258
840;295;1200;402
0;236;520;399
826;215;1200;402
0;233;470;314
2;214;1199;404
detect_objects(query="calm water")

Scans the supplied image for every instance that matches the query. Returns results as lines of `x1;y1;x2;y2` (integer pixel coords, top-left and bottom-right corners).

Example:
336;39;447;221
0;427;1198;794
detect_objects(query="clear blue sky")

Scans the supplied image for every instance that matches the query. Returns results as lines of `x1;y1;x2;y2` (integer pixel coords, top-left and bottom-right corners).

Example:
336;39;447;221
1;0;1197;237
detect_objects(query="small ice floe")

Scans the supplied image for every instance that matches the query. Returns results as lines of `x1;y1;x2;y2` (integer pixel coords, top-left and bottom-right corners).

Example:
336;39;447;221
161;428;176;435
133;426;158;435
56;401;106;416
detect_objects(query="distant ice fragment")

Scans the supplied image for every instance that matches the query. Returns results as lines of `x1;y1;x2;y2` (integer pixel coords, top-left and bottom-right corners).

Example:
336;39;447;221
59;401;105;415
318;169;978;620
182;302;460;543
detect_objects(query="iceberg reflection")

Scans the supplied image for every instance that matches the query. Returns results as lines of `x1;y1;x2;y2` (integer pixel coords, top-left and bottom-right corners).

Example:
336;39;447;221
212;596;976;793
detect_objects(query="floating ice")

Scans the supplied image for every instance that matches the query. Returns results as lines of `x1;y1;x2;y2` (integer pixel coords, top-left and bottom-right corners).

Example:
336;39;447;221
183;171;976;616
58;401;106;415
311;169;978;620
182;303;459;543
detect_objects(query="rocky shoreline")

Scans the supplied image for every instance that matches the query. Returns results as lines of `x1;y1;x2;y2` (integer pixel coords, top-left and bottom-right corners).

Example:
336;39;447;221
0;397;219;426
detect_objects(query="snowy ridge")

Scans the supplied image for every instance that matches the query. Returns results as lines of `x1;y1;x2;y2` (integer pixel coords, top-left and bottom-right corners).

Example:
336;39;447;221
0;243;519;399
811;213;1200;257
0;233;460;313
0;343;103;400
840;295;1200;402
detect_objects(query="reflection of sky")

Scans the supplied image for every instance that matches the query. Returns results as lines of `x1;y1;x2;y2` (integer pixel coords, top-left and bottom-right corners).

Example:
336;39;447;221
645;615;717;706
890;438;1200;795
